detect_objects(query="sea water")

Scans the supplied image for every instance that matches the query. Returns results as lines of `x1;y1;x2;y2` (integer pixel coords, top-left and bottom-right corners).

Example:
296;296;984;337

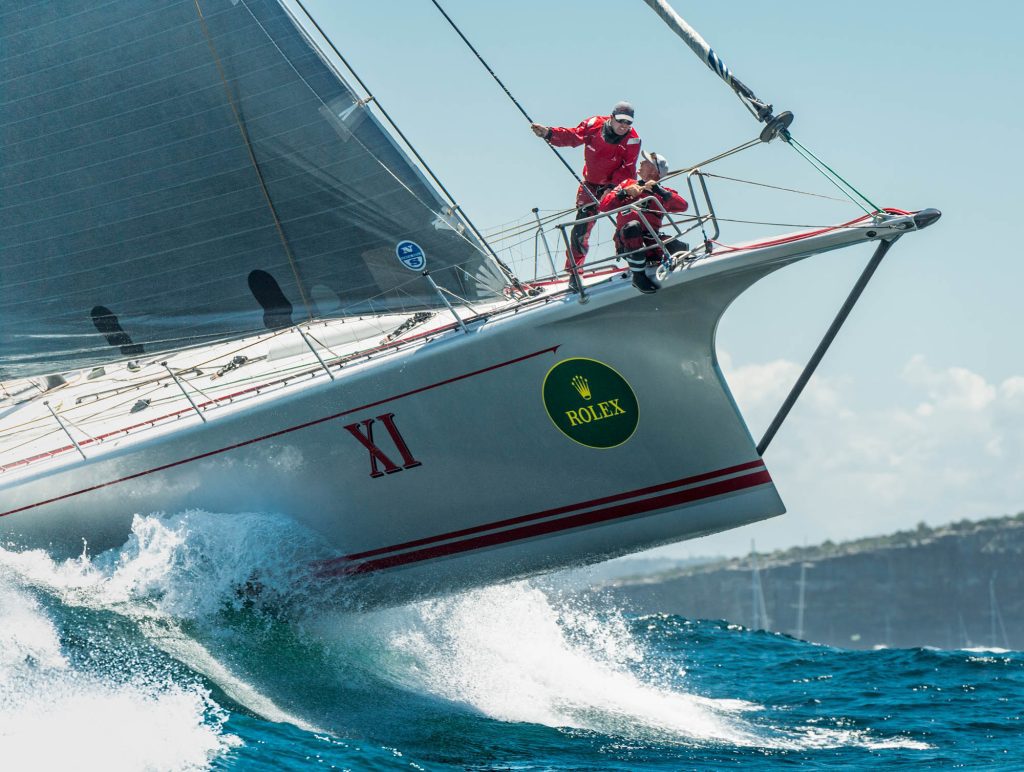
0;511;1020;771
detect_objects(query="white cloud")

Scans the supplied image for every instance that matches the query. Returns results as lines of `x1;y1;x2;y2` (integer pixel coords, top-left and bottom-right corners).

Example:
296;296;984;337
902;354;996;412
665;355;1024;559
716;352;843;422
1001;376;1024;405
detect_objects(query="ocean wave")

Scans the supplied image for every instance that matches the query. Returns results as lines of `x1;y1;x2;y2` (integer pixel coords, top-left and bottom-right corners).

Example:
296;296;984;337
2;509;986;767
0;573;237;771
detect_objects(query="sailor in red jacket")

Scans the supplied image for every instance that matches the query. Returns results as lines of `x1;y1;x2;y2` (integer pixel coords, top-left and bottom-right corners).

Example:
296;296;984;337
531;102;641;274
598;151;688;294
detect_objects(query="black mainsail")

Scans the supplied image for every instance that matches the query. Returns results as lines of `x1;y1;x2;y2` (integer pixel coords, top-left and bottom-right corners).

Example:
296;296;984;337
0;0;506;380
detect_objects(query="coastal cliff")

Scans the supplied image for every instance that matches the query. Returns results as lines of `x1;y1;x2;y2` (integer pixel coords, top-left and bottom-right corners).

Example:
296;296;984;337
605;514;1024;650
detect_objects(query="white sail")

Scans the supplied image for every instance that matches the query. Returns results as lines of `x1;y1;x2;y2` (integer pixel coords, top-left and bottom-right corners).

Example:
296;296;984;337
0;0;505;380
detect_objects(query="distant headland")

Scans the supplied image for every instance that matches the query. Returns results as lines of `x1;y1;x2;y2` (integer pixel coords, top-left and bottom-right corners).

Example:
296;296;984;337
603;513;1024;650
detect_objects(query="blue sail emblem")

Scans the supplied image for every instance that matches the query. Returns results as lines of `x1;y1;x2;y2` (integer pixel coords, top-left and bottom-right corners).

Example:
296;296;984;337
396;241;427;271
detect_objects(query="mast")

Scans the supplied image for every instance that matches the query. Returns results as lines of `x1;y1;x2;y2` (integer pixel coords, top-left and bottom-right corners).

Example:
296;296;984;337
958;612;971;649
750;541;770;630
989;573;1010;649
795;561;808;640
640;0;793;142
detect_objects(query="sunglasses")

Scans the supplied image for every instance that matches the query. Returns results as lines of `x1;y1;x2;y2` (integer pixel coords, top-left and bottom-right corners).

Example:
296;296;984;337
614;117;633;126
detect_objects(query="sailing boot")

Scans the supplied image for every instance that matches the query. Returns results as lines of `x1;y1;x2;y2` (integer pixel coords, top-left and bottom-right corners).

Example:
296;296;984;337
631;271;658;294
567;272;582;294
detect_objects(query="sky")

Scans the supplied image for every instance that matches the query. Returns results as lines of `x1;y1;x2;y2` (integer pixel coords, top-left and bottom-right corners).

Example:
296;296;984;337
305;0;1023;557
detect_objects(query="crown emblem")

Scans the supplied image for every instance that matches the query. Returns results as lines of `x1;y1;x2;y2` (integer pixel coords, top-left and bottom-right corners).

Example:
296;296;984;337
571;375;592;400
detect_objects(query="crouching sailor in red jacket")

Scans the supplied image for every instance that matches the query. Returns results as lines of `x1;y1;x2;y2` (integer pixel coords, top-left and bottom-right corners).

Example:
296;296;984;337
598;151;688;294
531;102;641;273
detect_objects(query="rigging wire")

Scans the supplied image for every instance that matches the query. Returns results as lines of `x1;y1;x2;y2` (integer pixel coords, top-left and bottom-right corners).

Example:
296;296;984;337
0;324;299;440
477;138;766;257
483;135;765;247
633;0;885;219
4;328;342;457
483;212;562;241
285;0;523;290
427;0;602;208
786;135;882;214
699;173;854;204
785;139;872;216
715;217;860;229
483;138;766;249
660;138;762;185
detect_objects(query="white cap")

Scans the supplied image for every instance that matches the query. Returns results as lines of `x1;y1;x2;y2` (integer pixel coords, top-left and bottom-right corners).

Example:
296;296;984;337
611;101;634;123
641;150;669;177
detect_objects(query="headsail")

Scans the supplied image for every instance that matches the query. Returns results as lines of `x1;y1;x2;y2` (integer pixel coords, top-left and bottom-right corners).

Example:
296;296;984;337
0;0;506;380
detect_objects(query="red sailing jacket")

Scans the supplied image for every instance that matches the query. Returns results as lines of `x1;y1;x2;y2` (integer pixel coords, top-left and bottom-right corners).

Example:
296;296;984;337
598;178;689;231
547;115;641;188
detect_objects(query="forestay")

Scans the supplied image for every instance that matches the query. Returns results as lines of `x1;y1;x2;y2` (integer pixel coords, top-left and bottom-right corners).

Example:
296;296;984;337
0;0;506;380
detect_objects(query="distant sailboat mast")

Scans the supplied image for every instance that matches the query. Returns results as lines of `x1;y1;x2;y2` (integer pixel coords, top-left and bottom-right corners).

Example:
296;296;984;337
750;541;770;630
989;573;1010;649
795;561;809;641
958;612;972;650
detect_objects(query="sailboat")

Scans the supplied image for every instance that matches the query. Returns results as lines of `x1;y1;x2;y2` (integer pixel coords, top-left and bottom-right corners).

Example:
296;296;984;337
0;0;938;608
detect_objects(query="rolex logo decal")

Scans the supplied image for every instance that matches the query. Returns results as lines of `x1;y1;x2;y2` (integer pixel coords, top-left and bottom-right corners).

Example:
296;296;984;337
542;358;639;449
571;375;591;400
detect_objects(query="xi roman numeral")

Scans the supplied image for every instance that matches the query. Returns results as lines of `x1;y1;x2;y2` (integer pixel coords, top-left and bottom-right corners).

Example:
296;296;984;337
344;412;422;478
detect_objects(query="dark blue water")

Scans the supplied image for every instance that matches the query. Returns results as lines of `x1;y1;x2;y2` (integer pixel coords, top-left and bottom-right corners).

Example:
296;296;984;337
2;511;1020;770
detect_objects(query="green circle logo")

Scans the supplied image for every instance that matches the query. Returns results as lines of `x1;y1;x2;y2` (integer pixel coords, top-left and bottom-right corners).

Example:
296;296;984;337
542;358;639;448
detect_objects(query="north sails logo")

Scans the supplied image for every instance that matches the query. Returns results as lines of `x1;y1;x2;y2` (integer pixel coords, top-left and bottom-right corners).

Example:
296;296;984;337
395;240;426;271
542;358;639;449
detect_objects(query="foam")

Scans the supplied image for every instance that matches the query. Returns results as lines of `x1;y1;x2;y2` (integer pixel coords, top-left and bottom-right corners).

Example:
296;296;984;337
1;511;933;755
330;582;931;751
0;575;238;770
341;583;763;745
0;511;331;747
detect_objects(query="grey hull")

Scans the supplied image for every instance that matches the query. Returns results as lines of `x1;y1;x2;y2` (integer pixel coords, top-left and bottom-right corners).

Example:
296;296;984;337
0;216;918;607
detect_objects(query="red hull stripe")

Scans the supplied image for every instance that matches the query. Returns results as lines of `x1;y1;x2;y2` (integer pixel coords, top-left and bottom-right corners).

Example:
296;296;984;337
0;346;559;519
711;208;911;256
320;468;773;577
338;459;766;562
